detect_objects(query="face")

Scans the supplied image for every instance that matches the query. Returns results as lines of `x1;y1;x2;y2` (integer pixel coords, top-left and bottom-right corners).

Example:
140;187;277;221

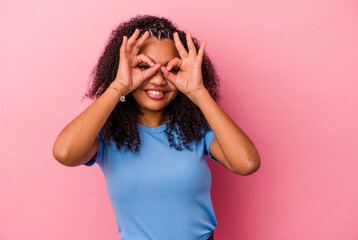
131;37;180;115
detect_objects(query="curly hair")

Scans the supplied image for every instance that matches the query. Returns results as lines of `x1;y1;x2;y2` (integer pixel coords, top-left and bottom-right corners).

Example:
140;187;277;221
83;15;220;152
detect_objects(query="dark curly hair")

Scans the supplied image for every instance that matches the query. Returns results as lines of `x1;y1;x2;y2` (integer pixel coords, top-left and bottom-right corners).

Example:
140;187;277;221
83;15;220;152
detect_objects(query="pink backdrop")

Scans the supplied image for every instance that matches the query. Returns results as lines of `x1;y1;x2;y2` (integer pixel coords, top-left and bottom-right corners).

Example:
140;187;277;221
1;0;357;239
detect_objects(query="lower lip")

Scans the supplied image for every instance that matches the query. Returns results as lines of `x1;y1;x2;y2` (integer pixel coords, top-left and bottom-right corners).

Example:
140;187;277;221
146;91;165;100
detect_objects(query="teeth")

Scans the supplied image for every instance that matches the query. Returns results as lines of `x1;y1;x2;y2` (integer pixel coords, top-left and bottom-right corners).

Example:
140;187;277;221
147;90;163;95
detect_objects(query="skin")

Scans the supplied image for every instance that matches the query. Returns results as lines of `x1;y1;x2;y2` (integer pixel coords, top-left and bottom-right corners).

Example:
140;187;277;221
53;29;261;176
111;29;261;175
131;38;180;126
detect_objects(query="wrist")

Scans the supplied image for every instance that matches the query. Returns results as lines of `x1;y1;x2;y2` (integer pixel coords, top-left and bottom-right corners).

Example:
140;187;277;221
110;81;130;96
187;87;209;106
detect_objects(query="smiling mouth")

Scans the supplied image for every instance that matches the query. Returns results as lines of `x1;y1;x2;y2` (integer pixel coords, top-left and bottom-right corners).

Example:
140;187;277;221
145;90;166;99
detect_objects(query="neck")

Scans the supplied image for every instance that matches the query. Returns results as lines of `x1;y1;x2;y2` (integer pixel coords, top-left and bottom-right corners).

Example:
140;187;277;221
137;110;169;128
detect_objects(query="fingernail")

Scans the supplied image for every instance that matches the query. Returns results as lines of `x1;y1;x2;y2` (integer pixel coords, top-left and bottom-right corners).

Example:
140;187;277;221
149;61;154;66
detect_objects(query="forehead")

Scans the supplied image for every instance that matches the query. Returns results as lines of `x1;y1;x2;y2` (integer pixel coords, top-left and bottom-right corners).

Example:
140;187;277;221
138;38;179;62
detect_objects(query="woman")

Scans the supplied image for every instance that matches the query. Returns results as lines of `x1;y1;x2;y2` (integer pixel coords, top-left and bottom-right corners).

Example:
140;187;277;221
53;15;261;240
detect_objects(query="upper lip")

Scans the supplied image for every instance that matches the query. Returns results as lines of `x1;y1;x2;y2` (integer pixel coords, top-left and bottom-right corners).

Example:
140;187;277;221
144;89;168;92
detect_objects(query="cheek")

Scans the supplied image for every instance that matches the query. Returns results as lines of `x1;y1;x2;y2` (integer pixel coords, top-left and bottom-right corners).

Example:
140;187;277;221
166;80;178;91
170;90;179;102
169;87;179;97
172;90;179;96
130;90;142;103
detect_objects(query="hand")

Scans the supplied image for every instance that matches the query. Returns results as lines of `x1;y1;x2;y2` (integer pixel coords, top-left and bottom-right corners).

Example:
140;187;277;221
111;29;161;95
161;32;207;98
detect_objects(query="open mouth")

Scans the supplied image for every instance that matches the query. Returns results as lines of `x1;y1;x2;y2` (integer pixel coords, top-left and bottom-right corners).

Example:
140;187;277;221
145;90;166;99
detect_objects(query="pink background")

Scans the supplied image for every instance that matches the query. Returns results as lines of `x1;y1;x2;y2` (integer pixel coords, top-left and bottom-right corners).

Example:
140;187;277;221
1;0;357;239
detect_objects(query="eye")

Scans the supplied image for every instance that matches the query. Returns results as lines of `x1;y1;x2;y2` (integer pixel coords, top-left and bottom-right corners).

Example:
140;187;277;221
170;68;180;74
137;65;150;71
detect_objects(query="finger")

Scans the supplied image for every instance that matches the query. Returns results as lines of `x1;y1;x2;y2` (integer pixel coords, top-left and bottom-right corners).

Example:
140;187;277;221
166;57;182;71
142;63;161;80
132;31;150;55
196;40;206;66
136;54;154;67
186;32;197;58
127;29;140;52
161;66;177;84
119;36;128;60
173;32;188;59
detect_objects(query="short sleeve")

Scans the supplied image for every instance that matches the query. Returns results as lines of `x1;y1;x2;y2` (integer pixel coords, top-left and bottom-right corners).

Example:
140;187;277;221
84;134;103;166
204;127;218;163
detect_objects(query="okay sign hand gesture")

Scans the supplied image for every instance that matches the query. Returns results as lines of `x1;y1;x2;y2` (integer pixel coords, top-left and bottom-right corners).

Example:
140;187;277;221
112;29;161;95
161;32;207;100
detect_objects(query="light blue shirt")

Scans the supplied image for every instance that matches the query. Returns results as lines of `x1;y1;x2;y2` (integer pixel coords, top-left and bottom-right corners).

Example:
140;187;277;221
85;122;218;240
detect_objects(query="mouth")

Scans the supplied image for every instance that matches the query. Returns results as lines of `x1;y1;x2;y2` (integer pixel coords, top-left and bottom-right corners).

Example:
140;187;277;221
145;89;166;100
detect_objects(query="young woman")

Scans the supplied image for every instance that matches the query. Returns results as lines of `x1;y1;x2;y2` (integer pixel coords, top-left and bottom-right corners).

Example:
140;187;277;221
53;15;261;240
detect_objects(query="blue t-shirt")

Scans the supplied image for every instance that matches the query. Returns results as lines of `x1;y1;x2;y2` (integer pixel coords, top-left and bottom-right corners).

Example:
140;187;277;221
85;122;218;240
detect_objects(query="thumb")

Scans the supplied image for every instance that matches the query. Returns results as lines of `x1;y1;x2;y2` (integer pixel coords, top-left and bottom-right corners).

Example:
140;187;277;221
142;63;161;79
161;66;177;85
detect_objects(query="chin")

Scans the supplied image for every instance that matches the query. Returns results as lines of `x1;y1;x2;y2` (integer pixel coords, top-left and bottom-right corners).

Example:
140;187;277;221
140;103;170;112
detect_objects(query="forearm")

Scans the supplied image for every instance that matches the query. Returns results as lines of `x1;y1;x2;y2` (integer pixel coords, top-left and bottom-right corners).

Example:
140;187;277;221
53;82;127;165
188;88;261;173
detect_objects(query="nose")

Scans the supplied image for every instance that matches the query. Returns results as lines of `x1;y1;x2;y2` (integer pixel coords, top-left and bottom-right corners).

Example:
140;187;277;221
148;67;167;86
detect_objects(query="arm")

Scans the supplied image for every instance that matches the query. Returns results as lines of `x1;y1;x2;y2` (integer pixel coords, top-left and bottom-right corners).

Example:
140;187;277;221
53;29;160;166
52;84;125;167
161;32;260;175
188;88;261;175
